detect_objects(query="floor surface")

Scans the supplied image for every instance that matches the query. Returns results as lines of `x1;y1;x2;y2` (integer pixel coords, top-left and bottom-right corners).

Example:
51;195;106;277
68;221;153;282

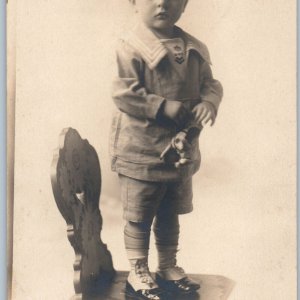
75;272;235;300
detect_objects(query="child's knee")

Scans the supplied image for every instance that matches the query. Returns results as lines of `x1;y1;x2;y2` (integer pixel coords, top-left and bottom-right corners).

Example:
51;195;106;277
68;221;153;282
153;213;180;240
125;220;152;234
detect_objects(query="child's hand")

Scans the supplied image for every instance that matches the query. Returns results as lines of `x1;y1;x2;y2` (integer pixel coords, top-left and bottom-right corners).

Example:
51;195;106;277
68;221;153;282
192;101;216;127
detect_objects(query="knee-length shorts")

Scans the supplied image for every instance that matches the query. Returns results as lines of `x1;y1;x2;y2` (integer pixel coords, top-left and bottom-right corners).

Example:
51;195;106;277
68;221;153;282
118;174;193;222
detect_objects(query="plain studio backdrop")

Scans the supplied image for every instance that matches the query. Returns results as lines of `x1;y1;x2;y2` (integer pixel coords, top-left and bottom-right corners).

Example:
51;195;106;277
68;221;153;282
10;0;296;299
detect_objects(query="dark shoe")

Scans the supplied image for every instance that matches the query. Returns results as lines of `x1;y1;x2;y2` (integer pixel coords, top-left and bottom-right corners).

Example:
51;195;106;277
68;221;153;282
125;281;170;300
155;273;200;294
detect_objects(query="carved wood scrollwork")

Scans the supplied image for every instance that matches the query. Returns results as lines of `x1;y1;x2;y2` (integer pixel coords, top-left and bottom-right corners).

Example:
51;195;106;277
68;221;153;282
51;128;115;299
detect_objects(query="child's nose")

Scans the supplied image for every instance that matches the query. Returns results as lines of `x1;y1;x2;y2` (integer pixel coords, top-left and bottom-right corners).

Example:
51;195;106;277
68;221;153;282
155;0;169;8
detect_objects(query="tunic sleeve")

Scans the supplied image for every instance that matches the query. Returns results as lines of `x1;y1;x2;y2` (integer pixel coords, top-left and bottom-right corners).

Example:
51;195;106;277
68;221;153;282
199;61;223;113
112;39;165;120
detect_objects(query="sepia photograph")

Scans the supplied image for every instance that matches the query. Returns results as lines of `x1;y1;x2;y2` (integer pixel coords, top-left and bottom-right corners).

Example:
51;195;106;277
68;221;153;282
7;1;296;299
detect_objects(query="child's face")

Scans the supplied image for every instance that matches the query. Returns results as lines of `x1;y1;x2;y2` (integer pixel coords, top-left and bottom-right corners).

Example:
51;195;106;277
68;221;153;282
131;0;188;35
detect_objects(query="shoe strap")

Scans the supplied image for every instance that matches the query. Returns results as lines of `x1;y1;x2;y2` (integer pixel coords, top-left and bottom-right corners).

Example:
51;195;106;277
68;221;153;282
157;266;186;281
128;259;159;291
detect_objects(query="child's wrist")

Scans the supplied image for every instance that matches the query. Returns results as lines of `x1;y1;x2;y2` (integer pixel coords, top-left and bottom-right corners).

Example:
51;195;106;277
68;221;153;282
202;100;217;115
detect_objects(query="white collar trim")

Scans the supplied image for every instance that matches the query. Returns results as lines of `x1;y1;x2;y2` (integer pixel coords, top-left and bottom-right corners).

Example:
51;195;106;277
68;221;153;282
125;23;212;70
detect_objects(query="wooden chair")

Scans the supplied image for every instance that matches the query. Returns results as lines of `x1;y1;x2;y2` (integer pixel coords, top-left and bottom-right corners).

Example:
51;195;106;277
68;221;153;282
51;128;235;300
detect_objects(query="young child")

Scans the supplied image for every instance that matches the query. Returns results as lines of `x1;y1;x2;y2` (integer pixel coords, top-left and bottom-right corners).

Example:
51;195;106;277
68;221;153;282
110;0;223;299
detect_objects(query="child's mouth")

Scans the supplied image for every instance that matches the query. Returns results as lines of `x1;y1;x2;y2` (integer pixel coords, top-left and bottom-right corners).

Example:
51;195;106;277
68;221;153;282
155;12;169;20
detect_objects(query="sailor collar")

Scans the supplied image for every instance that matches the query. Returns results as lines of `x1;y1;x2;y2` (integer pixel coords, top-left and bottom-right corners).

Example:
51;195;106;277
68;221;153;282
125;23;212;70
